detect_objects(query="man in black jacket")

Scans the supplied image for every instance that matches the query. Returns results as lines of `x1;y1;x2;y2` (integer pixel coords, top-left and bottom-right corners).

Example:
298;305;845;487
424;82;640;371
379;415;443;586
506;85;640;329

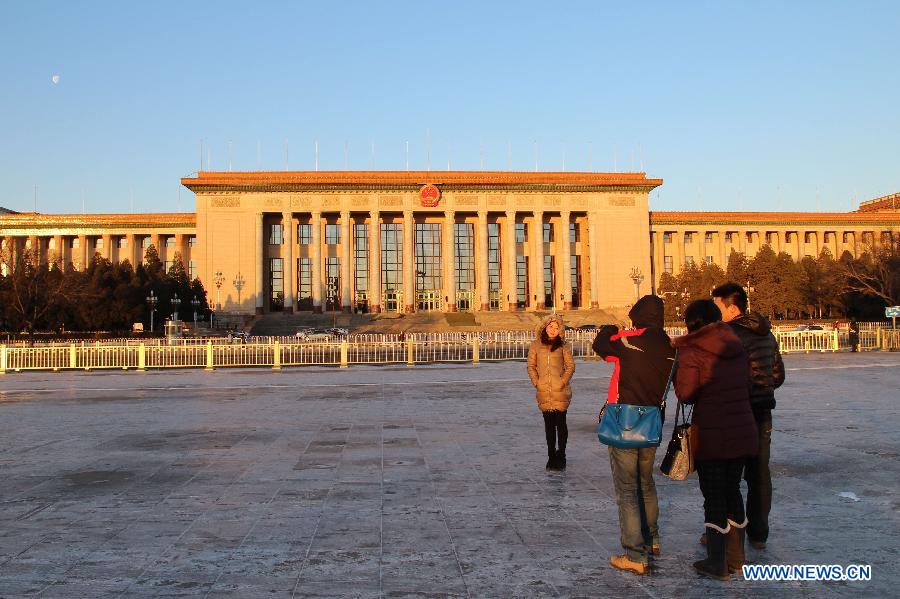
712;283;785;549
592;295;676;574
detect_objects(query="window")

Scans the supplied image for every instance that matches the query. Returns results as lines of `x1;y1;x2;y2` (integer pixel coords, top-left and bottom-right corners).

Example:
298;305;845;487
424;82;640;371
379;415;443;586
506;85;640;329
165;237;176;248
189;260;196;279
96;238;104;249
569;222;579;243
270;258;284;310
164;260;174;272
325;224;340;245
298;258;312;310
881;231;892;243
381;223;402;292
663;232;672;244
684;232;693;244
705;232;713;244
765;232;774;245
684;256;694;266
72;238;80;249
188;236;197;247
542;223;553;243
414;223;442;291
664;256;673;274
843;232;852;243
724;232;733;243
353;223;368;295
746;232;754;243
705;256;714;265
455;223;475;293
298;224;312;245
325;257;340;310
488;223;501;305
543;255;555;307
516;255;529;307
118;238;128;249
269;224;283;245
142;237;151;249
804;232;813;244
570;255;581;308
515;223;527;243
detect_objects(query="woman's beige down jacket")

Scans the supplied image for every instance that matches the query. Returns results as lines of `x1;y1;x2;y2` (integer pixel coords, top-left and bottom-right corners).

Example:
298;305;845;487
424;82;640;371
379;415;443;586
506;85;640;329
527;317;576;412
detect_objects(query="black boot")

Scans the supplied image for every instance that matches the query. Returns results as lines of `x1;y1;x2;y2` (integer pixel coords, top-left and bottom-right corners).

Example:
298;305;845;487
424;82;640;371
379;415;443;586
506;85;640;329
546;449;556;470
693;529;730;581
557;449;566;470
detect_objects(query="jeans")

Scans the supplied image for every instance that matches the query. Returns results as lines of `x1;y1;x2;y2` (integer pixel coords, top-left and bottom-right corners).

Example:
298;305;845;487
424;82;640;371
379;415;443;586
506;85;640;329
542;411;568;456
745;409;773;542
608;446;659;564
697;459;746;530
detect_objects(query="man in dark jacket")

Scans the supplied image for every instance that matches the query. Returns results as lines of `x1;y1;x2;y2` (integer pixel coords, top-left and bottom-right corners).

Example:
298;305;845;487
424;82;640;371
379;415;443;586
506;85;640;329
712;283;785;549
592;295;676;574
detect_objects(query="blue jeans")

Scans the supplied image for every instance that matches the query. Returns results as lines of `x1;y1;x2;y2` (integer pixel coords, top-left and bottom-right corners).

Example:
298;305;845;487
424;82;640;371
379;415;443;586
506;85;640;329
608;446;659;565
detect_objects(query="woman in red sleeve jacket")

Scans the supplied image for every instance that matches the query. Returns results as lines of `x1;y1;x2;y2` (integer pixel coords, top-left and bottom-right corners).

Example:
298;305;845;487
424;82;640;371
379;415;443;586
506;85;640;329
673;299;759;581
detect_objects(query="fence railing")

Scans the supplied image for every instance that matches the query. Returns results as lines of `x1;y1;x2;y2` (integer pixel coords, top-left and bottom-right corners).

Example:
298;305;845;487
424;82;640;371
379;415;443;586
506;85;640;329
2;329;897;374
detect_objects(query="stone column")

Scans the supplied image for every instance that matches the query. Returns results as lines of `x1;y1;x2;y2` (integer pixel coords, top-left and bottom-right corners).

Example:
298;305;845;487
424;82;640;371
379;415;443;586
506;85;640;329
175;233;187;268
99;233;110;262
717;230;726;267
504;210;517;311
255;213;264;314
27;236;39;265
77;234;87;270
369;211;381;313
53;234;64;265
588;211;600;309
443;210;456;312
283;211;294;313
674;229;685;276
311;211;323;313
559;211;572;309
476;211;490;311
126;234;137;267
531;210;544;309
341;210;352;313
151;233;162;262
403;210;415;313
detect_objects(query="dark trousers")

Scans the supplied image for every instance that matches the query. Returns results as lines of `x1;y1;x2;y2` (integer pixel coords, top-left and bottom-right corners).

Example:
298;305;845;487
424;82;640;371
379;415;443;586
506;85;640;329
542;410;568;456
745;409;773;542
697;458;746;530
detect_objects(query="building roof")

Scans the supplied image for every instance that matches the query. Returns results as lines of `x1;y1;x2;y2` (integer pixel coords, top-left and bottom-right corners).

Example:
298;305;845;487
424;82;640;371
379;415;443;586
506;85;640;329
650;211;900;227
0;207;18;215
0;212;196;231
855;192;899;213
180;170;664;192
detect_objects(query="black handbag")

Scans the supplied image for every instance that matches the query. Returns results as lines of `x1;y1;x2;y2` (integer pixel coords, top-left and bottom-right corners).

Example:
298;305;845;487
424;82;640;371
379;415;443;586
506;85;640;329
659;400;695;480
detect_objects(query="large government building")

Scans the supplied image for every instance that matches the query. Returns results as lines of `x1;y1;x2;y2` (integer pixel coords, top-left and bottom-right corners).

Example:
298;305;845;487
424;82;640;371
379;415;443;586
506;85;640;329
1;172;898;314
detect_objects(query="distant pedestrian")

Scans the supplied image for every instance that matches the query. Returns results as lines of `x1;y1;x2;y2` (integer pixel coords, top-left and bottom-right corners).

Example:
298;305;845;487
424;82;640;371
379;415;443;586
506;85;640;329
527;315;575;471
712;283;785;550
849;319;860;352
592;295;675;575
674;299;758;580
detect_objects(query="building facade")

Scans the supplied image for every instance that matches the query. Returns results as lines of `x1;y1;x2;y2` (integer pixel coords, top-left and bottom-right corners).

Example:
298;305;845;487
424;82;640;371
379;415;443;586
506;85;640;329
1;173;898;315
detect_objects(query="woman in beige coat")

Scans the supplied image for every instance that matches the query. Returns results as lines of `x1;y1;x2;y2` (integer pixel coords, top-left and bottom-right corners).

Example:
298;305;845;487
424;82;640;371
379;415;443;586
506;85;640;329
527;315;576;470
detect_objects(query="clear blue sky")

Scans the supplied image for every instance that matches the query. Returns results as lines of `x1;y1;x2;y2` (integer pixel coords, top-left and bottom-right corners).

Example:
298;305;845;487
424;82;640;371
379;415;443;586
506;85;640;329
2;1;898;214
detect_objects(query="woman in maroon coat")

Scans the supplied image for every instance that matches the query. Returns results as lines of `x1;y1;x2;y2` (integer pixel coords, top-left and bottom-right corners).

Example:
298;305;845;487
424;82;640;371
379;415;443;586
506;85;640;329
673;299;759;581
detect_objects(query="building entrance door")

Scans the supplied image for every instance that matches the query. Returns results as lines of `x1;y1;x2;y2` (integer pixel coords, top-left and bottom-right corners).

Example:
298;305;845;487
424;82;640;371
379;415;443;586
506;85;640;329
383;288;402;313
416;290;443;312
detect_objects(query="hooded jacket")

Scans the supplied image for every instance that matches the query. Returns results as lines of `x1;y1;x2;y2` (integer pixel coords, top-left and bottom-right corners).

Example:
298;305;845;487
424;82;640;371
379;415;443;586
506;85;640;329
727;312;785;412
673;321;759;461
592;295;676;409
527;315;576;412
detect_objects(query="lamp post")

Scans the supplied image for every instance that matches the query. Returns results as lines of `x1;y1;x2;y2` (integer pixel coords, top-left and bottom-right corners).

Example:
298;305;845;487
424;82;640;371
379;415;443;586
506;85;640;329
146;290;158;333
744;279;755;311
171;293;181;321
233;273;245;308
213;271;224;310
629;267;645;301
191;296;201;332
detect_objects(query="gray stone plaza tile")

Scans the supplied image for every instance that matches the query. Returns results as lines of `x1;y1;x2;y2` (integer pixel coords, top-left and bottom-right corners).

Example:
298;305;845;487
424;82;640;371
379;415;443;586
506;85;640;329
0;354;898;597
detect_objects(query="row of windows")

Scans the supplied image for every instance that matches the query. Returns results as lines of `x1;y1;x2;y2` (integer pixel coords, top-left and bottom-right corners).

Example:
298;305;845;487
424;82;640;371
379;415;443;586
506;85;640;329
271;223;582;246
663;231;885;244
61;236;196;250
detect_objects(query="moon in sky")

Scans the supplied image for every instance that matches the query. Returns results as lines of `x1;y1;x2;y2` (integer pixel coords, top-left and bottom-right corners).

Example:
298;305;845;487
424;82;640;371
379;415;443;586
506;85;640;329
51;74;60;84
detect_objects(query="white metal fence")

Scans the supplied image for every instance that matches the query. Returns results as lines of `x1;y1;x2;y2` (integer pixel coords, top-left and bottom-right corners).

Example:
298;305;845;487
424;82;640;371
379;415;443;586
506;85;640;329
2;329;897;374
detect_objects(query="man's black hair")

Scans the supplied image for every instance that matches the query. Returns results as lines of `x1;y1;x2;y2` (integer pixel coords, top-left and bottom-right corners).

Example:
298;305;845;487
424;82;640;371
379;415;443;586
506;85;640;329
712;282;748;314
684;299;722;333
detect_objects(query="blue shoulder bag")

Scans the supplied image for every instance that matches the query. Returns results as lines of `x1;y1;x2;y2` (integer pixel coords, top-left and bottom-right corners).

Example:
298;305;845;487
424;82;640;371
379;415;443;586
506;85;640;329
597;351;678;449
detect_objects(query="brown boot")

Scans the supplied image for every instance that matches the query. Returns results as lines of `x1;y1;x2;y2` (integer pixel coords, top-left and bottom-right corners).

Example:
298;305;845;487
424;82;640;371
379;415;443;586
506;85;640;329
725;523;746;574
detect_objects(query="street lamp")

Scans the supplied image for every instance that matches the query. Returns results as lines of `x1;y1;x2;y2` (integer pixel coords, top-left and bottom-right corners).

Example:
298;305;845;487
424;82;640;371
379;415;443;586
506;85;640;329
233;273;245;307
191;296;201;332
213;271;224;310
629;267;645;301
146;290;158;333
171;293;181;321
743;279;755;311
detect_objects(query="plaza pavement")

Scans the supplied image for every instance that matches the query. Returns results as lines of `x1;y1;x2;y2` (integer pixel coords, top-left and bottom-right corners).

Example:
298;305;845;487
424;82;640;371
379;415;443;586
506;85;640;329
0;353;898;598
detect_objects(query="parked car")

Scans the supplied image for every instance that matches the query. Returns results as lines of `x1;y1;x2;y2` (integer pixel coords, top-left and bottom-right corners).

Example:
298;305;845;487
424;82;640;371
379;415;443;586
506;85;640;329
227;330;250;343
325;327;349;337
794;324;825;332
294;330;333;342
294;327;317;338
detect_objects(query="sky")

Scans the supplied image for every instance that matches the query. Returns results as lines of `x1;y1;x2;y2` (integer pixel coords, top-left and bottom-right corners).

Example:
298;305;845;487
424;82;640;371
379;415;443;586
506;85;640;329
1;1;898;215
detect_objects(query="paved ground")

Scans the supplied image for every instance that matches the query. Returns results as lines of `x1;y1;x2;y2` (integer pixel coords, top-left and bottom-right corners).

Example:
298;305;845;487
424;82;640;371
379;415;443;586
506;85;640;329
0;353;898;598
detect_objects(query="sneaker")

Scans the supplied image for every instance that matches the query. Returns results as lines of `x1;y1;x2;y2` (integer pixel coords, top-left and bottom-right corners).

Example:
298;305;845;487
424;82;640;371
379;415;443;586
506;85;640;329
610;554;647;575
